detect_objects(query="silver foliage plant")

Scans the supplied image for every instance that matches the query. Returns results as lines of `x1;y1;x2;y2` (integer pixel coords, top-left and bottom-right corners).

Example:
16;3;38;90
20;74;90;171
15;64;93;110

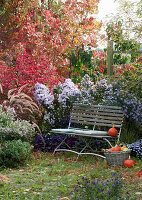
0;105;35;143
0;84;45;144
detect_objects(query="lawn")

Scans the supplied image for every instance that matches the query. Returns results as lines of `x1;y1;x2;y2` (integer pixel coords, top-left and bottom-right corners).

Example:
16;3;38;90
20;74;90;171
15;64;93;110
0;152;142;200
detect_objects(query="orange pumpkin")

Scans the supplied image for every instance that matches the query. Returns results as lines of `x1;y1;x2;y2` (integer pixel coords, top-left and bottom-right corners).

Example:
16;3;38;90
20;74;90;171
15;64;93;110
124;159;135;168
108;124;118;137
107;145;121;152
113;145;121;152
107;147;115;152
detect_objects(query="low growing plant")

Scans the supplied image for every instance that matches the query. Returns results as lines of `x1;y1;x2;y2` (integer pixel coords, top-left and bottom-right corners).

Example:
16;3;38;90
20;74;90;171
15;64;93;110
73;173;138;200
33;134;80;152
129;139;142;159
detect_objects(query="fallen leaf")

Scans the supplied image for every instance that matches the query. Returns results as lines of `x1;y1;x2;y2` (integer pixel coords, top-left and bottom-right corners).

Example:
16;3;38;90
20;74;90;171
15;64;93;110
1;174;8;180
0;174;9;183
19;169;25;172
24;189;30;192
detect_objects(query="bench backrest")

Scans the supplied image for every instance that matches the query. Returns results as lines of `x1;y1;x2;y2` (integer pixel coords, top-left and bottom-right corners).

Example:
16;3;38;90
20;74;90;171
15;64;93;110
69;104;124;130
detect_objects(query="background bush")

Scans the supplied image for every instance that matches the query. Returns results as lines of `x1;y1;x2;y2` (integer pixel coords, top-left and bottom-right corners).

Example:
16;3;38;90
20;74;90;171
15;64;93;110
0;140;31;168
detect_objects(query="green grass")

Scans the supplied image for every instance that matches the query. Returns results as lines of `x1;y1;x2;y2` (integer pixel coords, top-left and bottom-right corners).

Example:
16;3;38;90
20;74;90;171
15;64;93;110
0;152;142;200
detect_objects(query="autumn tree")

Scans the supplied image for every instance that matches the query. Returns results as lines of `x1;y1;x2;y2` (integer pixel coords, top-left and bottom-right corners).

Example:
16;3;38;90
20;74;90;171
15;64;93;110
0;0;102;95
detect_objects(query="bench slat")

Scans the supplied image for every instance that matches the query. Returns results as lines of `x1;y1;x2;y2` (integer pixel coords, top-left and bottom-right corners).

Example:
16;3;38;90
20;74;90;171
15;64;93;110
70;117;122;124
70;119;122;128
70;120;98;126
71;110;124;115
73;104;122;110
72;108;124;114
70;118;122;125
71;113;123;119
93;122;122;128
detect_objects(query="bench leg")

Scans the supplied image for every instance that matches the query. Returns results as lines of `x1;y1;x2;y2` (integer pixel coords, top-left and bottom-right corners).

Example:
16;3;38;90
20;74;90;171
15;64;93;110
53;135;68;155
53;134;74;155
52;134;106;159
79;137;95;154
77;137;106;159
77;152;106;159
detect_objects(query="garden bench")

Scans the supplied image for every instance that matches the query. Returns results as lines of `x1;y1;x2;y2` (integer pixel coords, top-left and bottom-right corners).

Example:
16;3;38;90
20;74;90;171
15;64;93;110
50;104;124;158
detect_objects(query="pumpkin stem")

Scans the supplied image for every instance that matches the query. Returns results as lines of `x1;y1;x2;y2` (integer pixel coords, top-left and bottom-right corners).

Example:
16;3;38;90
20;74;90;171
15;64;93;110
113;123;114;128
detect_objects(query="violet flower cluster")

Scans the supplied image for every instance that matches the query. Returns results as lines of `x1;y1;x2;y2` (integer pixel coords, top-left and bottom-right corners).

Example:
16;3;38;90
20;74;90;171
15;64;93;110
79;74;96;104
93;78;112;104
102;81;142;125
34;79;81;128
58;79;81;105
129;139;142;158
79;75;112;105
80;74;95;92
34;82;54;107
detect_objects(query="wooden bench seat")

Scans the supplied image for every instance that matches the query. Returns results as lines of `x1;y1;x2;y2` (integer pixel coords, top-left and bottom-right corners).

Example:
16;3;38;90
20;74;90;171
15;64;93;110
50;104;124;158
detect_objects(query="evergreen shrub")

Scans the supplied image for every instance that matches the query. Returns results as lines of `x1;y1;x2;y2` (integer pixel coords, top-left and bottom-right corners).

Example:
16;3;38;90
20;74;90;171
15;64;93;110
0;140;31;168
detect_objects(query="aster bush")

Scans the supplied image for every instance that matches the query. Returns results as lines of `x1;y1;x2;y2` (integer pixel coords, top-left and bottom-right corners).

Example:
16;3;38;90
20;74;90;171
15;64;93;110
101;79;142;142
34;79;81;130
79;74;96;104
33;79;82;151
79;75;142;129
102;81;142;126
